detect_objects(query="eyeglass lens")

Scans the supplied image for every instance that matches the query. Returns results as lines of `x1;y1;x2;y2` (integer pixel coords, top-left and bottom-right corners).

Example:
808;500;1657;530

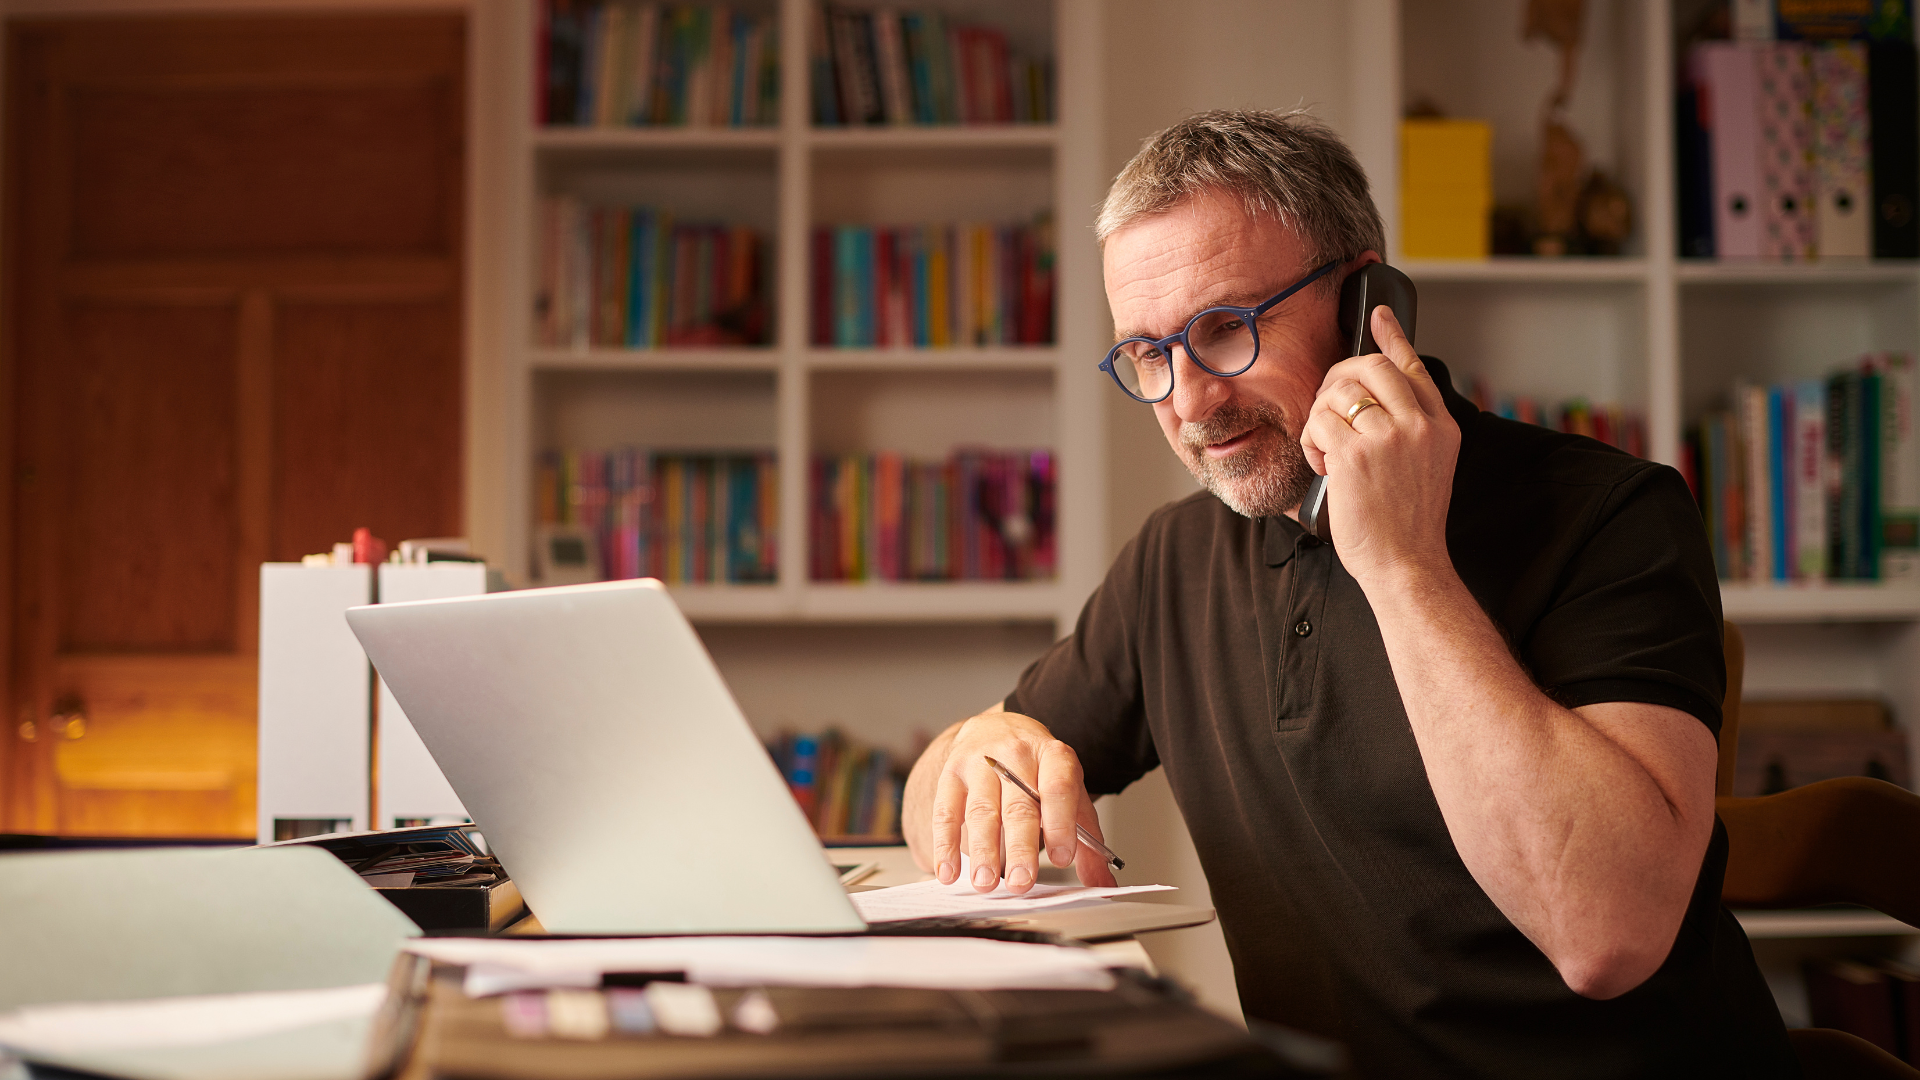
1111;308;1258;401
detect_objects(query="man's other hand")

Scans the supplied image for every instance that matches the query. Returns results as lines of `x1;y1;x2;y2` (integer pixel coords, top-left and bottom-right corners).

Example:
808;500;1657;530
902;708;1116;894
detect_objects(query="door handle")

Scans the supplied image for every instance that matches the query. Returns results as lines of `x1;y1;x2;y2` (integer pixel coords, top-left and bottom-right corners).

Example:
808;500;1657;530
48;694;86;740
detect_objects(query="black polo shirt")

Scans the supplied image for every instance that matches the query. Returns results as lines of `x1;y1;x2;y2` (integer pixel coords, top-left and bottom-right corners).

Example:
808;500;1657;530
1003;359;1795;1078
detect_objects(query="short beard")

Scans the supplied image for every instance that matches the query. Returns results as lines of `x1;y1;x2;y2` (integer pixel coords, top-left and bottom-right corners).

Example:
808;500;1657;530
1177;399;1315;519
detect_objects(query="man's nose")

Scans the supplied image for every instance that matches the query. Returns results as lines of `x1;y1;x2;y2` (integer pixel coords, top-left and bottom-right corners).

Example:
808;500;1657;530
1166;346;1229;422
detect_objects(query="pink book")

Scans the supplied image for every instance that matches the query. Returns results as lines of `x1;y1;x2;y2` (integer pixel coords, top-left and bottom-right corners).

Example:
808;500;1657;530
1695;42;1765;259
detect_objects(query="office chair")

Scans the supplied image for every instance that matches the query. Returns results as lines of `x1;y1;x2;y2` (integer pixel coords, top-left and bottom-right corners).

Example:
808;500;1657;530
1716;621;1920;1079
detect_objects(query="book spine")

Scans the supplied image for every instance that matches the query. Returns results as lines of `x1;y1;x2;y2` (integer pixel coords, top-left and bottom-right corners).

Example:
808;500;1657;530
1758;43;1816;261
1864;369;1885;578
810;2;840;125
1813;42;1872;257
1698;43;1766;259
576;3;603;124
1837;371;1864;578
873;9;911;125
1882;354;1920;581
1743;384;1774;582
1795;380;1830;580
627;3;660;124
594;1;629;128
1871;40;1920;256
1677;79;1717;257
855;226;876;346
1771;385;1791;580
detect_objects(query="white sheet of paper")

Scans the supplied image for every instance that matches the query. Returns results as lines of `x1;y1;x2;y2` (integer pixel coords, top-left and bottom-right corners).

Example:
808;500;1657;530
0;983;387;1054
405;935;1117;996
847;877;1174;922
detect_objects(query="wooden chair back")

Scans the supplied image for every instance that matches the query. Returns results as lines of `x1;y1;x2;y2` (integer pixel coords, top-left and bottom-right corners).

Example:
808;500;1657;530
1717;620;1920;1078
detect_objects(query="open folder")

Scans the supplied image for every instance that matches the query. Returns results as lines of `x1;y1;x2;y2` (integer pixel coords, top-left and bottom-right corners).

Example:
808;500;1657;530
0;846;419;1080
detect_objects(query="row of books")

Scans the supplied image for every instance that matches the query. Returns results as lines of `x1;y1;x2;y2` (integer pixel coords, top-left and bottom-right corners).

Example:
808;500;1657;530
536;449;778;583
811;450;1056;582
1677;35;1919;259
540;2;780;127
811;5;1052;126
1453;375;1648;458
535;197;772;348
766;729;907;840
1686;354;1919;583
808;220;1056;348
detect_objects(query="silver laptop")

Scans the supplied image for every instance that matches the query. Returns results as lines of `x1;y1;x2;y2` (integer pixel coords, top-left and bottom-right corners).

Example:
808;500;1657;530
344;579;865;935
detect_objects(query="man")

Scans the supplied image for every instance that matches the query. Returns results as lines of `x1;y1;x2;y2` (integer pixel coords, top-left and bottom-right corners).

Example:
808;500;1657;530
901;111;1793;1076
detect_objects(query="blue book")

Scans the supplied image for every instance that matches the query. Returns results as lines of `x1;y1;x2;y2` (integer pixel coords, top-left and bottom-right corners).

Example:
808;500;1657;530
834;227;860;345
726;457;756;582
576;4;603;124
902;13;935;124
626;209;651;347
1769;386;1790;581
908;227;929;346
854;226;876;345
730;14;750;127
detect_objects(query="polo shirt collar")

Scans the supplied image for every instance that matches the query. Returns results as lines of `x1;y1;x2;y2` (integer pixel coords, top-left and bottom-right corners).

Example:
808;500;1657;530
1262;356;1475;569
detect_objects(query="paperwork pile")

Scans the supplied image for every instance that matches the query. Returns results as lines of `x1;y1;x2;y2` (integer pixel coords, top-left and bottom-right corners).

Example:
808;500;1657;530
408;935;1123;998
847;875;1174;922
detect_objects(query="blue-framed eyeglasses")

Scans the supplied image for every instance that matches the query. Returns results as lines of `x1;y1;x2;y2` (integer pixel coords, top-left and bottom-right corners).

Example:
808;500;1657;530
1098;259;1340;403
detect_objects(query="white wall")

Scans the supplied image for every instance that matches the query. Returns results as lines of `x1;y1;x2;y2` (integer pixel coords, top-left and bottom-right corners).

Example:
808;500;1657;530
1095;0;1363;1027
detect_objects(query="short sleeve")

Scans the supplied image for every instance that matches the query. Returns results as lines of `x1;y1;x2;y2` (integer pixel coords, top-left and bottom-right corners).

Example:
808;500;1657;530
1002;525;1160;796
1522;463;1727;734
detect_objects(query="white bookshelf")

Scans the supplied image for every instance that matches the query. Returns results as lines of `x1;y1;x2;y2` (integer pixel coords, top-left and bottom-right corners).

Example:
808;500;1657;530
482;0;1108;753
1359;4;1920;1015
1352;0;1920;765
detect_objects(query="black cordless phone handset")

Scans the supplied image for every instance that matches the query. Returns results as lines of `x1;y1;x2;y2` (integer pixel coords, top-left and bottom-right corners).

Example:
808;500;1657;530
1297;263;1419;544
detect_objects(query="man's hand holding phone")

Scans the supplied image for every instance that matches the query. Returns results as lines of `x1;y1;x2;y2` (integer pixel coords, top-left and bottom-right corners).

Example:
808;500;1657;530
1299;305;1461;586
907;709;1117;894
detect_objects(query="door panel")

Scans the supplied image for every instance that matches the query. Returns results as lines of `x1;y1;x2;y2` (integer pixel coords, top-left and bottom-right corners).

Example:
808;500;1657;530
5;14;465;836
69;83;456;259
59;300;239;652
272;299;463;563
50;654;255;836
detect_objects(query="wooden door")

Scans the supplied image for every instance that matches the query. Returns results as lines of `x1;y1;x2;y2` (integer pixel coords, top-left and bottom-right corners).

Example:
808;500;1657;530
3;13;466;837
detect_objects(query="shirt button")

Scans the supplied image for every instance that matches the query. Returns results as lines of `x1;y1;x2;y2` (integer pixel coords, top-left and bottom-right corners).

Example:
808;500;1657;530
1294;620;1312;637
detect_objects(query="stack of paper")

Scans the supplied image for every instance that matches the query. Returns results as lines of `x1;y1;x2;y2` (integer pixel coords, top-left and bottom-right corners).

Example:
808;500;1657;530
847;877;1174;922
405;935;1123;998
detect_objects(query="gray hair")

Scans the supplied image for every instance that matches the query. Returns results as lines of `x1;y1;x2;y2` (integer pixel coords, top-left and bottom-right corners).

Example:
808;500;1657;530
1096;109;1386;278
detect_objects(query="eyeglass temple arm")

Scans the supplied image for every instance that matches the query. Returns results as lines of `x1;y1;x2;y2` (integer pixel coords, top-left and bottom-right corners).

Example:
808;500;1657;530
1251;259;1341;318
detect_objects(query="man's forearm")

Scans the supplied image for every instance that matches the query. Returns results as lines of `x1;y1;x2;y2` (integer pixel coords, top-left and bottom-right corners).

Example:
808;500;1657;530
1360;563;1717;999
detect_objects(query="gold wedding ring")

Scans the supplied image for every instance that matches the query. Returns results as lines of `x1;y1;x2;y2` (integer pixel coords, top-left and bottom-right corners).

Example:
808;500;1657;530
1345;396;1381;425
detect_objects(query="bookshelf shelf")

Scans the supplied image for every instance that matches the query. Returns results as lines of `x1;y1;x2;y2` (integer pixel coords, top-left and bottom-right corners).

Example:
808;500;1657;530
530;347;781;372
663;583;789;622
1719;584;1920;624
1734;908;1920;939
804;347;1059;372
660;582;1068;623
1676;261;1920;286
531;127;782;151
797;581;1065;622
1399;257;1650;283
806;124;1060;149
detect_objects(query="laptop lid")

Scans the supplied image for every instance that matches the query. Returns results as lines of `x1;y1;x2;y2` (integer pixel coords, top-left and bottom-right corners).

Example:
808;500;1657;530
345;579;864;935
